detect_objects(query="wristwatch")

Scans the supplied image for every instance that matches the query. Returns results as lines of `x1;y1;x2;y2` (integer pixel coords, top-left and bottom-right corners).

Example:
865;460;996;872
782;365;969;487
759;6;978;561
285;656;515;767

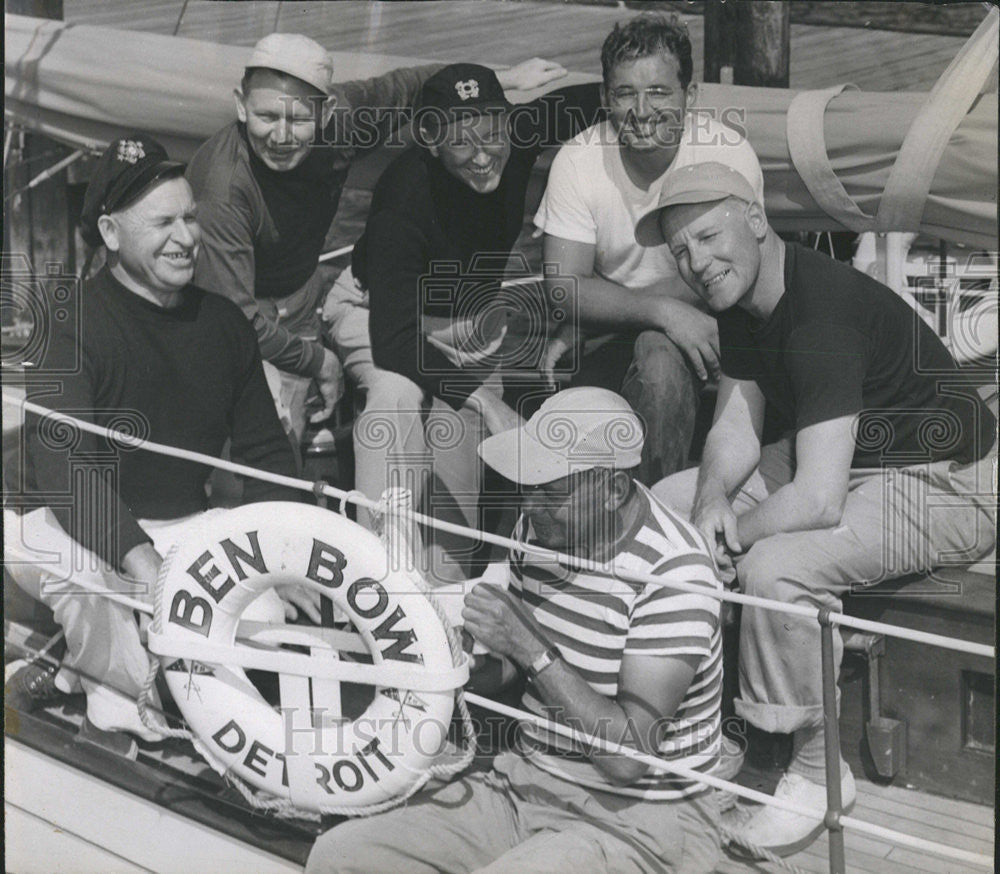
525;646;560;681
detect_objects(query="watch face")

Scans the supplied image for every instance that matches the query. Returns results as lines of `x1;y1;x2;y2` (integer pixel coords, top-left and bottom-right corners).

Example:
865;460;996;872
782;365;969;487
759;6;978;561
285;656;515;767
529;647;558;679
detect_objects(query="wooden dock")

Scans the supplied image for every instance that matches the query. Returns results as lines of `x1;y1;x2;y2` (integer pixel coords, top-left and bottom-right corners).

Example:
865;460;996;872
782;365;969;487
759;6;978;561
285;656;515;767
61;0;973;93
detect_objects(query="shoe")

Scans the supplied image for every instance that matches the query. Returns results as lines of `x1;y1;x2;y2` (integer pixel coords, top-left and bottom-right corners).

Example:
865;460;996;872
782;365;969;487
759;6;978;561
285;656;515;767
86;682;168;742
723;769;856;858
716;734;746;780
4;659;64;713
75;716;138;761
713;734;745;812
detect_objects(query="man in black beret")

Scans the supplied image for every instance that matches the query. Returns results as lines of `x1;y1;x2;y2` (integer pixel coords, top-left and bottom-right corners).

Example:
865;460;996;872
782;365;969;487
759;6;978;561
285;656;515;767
5;133;307;757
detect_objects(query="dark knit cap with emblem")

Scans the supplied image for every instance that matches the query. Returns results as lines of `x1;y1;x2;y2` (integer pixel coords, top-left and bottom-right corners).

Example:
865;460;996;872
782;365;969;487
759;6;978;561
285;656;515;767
414;63;512;137
80;132;185;247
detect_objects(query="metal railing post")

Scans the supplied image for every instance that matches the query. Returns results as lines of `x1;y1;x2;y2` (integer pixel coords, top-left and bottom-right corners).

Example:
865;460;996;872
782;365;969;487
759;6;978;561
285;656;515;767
819;606;847;874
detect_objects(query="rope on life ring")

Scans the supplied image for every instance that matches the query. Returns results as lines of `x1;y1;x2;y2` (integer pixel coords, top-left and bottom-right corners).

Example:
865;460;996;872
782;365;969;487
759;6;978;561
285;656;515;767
138;500;476;819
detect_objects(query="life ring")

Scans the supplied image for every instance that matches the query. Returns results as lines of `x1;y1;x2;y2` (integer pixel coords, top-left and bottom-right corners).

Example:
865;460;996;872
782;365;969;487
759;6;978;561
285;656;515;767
147;502;464;813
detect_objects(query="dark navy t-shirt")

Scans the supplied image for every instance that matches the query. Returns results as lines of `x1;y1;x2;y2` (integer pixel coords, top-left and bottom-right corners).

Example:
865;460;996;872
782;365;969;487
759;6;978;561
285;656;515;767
717;243;994;467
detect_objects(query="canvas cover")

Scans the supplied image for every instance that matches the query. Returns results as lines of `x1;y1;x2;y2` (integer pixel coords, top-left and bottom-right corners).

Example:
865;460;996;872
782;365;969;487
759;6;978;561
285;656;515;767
5;12;998;247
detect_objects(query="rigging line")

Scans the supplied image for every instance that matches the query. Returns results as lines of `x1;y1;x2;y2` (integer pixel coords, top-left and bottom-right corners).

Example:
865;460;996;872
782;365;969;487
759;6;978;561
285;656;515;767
172;0;190;36
8;395;994;660
463;692;992;869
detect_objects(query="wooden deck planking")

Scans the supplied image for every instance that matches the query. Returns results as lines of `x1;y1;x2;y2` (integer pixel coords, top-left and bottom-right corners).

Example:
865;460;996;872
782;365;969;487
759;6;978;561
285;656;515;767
885;845;995;874
714;772;993;874
862;779;995;826
59;0;975;93
851;794;995;843
793;828;983;874
846;807;992;857
883;846;994;874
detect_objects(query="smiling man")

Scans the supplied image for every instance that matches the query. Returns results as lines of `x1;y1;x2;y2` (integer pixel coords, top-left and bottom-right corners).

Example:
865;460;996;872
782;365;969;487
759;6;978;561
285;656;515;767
187;34;564;455
327;62;603;581
535;13;764;484
637;162;997;856
6;134;304;758
185;33;443;451
307;388;724;874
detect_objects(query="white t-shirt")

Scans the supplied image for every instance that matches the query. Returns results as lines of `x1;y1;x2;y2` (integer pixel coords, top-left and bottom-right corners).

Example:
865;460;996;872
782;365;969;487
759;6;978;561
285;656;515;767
534;112;765;299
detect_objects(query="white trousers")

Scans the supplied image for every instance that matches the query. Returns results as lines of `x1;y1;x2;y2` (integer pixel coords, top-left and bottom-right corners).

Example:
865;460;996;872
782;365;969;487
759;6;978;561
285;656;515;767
4;507;283;737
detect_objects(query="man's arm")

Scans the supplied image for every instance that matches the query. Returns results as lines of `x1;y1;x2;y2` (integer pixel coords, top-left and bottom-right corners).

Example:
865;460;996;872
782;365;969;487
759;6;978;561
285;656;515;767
533;650;701;785
192;198;326;379
495;58;568;92
463;584;702;785
735;414;855;549
543;234;720;381
228;328;305;504
120;542;163;594
511;82;603;158
24;322;152;571
691;376;766;561
366;210;515;418
733;322;866;548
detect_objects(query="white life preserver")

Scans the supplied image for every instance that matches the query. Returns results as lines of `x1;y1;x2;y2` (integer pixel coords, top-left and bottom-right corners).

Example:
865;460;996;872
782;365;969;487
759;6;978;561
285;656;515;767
148;502;464;814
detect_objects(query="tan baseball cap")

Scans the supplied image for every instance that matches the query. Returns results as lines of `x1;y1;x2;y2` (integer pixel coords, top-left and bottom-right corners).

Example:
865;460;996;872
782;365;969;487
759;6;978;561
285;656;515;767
635;161;758;247
246;33;334;95
478;388;644;485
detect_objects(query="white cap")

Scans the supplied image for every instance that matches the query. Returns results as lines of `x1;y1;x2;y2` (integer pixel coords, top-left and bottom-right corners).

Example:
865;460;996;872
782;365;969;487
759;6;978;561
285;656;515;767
246;33;333;95
478;388;644;485
635;161;759;247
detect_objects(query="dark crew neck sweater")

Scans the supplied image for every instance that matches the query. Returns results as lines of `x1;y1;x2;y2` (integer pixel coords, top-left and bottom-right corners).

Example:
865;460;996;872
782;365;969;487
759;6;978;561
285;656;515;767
15;267;300;568
354;83;603;407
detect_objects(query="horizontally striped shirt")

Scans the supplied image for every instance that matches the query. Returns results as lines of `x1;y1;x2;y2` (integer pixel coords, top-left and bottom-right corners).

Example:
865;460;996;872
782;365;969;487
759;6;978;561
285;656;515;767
510;483;723;800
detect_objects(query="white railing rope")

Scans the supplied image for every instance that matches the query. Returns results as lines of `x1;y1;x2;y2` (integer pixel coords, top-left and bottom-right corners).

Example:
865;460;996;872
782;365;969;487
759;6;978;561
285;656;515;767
8;396;993;660
461;692;993;870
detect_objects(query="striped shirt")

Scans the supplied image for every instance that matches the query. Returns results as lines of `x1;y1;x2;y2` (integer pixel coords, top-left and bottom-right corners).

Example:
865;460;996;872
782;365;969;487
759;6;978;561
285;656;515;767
509;483;723;800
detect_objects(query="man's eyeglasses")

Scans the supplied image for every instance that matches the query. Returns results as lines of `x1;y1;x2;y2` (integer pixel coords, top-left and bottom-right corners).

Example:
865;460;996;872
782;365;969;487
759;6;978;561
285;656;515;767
607;87;680;110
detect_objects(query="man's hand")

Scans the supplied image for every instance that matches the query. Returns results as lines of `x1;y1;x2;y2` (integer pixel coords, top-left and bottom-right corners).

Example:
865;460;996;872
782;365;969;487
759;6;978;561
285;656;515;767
462;583;549;667
692;490;741;582
120;542;163;596
276;584;323;624
426;323;508;368
311;348;344;424
466;385;524;434
121;543;163;638
496;58;568;92
338;272;368;307
541;322;575;390
654;298;721;382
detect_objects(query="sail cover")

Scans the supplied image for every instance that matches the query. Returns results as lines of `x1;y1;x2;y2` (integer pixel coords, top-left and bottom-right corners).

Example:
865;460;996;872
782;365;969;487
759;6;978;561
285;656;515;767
5;12;997;247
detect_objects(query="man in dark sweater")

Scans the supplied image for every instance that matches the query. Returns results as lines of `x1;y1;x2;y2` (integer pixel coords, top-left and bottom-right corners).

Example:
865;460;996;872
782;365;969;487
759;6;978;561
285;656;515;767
6;135;305;757
187;33;566;450
326;63;602;581
639;163;997;856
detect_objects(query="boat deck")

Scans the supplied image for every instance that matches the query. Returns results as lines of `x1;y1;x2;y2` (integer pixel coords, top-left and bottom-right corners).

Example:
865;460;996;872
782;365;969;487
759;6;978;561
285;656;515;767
6;3;996;872
4;619;994;874
718;782;993;874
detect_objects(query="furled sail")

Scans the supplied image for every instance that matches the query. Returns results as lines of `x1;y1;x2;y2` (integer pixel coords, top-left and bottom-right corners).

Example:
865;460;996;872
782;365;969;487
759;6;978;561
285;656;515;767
5;10;997;247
